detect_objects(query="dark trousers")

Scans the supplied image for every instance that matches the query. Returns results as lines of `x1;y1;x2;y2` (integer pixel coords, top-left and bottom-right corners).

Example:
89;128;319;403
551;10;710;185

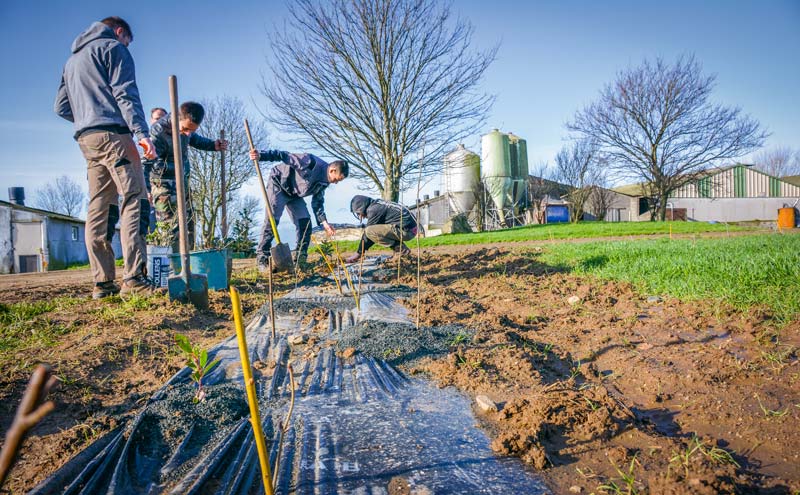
257;184;312;263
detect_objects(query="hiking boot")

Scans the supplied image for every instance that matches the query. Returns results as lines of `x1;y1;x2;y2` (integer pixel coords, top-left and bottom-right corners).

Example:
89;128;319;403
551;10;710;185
258;259;278;274
120;274;157;298
92;281;120;299
393;243;411;257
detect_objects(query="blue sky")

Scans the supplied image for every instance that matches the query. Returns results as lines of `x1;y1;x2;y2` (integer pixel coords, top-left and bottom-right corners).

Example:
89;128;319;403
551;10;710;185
1;0;798;234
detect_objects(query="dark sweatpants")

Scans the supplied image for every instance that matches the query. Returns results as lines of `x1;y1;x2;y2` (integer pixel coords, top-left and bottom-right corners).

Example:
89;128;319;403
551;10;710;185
257;183;312;263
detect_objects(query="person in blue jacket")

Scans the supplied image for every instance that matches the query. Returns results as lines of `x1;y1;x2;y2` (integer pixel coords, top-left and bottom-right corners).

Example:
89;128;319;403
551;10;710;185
248;148;348;271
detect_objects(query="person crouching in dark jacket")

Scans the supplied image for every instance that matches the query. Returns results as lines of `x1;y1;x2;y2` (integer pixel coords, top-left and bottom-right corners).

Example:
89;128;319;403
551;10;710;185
345;195;419;263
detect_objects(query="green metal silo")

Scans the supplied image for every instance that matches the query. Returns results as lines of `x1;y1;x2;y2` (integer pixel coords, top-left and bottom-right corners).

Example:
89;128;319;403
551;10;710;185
511;136;529;210
481;129;512;224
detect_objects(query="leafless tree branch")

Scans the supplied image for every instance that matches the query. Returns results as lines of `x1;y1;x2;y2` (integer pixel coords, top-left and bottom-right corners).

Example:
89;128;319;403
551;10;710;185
567;55;767;220
187;97;268;248
261;0;497;201
753;146;800;178
34;176;85;218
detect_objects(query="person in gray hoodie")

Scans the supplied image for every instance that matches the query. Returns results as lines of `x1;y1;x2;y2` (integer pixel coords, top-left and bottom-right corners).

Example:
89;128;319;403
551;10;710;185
55;16;156;299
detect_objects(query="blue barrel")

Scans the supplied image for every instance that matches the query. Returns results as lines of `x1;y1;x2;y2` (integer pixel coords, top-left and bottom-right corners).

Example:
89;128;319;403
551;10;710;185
545;205;570;224
170;249;231;290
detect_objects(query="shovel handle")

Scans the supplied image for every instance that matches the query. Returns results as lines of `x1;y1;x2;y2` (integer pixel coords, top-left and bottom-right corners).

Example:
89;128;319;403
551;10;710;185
244;119;282;244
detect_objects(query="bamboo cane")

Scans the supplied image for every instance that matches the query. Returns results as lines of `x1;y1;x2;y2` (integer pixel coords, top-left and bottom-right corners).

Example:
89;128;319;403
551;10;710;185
230;287;274;495
317;246;343;295
333;240;359;310
272;364;296;487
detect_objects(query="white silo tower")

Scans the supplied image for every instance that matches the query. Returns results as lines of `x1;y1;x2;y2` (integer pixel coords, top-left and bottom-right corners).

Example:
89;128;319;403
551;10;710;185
444;144;480;215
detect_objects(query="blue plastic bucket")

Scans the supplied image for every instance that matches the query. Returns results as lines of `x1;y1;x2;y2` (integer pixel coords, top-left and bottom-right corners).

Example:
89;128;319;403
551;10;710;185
170;249;231;290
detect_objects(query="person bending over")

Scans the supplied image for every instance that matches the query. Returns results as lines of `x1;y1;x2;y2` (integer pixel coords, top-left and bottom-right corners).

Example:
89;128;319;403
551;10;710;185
248;148;348;271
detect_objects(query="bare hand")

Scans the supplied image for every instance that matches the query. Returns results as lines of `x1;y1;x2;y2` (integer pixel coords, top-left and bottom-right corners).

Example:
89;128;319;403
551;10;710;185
249;149;260;161
323;221;336;237
139;138;156;160
216;139;228;152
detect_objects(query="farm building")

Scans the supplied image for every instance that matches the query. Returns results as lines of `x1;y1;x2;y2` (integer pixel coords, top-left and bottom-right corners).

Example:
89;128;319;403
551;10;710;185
613;165;800;223
0;188;122;274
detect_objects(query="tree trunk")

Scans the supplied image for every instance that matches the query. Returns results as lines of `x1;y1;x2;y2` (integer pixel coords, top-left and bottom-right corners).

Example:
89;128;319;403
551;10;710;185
383;158;400;202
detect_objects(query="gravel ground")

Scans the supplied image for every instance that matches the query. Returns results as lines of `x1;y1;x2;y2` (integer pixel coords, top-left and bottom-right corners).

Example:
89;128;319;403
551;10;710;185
336;320;474;366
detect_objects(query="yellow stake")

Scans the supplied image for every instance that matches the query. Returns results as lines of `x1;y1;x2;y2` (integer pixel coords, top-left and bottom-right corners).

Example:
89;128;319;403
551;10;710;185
669;223;672;240
230;287;274;495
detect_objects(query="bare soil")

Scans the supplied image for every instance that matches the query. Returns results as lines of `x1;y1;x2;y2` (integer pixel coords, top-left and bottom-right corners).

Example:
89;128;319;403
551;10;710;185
2;247;799;495
0;261;281;494
395;247;799;494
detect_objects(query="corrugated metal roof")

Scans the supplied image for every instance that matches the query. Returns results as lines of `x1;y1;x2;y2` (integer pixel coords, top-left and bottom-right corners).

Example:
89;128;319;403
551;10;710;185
612;164;799;198
783;175;800;187
0;199;85;223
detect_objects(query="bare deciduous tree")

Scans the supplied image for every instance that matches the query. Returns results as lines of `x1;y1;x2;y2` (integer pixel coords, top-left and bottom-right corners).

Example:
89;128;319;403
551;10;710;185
262;0;496;201
187;97;267;248
527;162;560;224
754;146;800;178
34;175;85;218
555;140;601;223
568;55;767;220
587;170;615;221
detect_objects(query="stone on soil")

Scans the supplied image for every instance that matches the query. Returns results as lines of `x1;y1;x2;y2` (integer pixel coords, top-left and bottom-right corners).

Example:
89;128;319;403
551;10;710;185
475;395;498;413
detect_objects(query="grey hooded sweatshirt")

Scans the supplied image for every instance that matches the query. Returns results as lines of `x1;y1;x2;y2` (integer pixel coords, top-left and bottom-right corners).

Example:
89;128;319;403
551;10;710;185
54;22;149;142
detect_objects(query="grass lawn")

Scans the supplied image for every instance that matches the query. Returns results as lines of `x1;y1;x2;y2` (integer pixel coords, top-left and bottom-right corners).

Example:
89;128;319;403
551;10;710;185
538;232;800;323
333;220;754;252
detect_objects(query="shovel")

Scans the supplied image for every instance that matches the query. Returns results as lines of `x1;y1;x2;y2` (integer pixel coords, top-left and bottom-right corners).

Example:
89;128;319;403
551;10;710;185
166;75;208;308
243;119;293;272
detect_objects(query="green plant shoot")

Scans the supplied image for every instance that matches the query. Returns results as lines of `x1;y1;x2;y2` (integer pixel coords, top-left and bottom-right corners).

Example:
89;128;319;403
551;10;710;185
175;333;220;403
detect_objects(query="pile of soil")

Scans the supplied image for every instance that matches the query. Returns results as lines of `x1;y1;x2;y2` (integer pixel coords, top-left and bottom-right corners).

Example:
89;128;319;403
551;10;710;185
395;247;800;494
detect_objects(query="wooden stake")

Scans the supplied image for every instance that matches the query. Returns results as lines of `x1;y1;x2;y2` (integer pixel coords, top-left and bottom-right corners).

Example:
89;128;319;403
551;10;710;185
268;258;276;341
220;129;228;239
272;363;295;487
357;236;366;300
333;240;359;310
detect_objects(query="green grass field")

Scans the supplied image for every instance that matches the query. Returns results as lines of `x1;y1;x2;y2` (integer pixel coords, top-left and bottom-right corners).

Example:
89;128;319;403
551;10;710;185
334;220;753;252
539;233;800;323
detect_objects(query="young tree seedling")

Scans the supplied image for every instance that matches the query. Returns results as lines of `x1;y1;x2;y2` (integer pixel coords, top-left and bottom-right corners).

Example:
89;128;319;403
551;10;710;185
175;333;220;403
